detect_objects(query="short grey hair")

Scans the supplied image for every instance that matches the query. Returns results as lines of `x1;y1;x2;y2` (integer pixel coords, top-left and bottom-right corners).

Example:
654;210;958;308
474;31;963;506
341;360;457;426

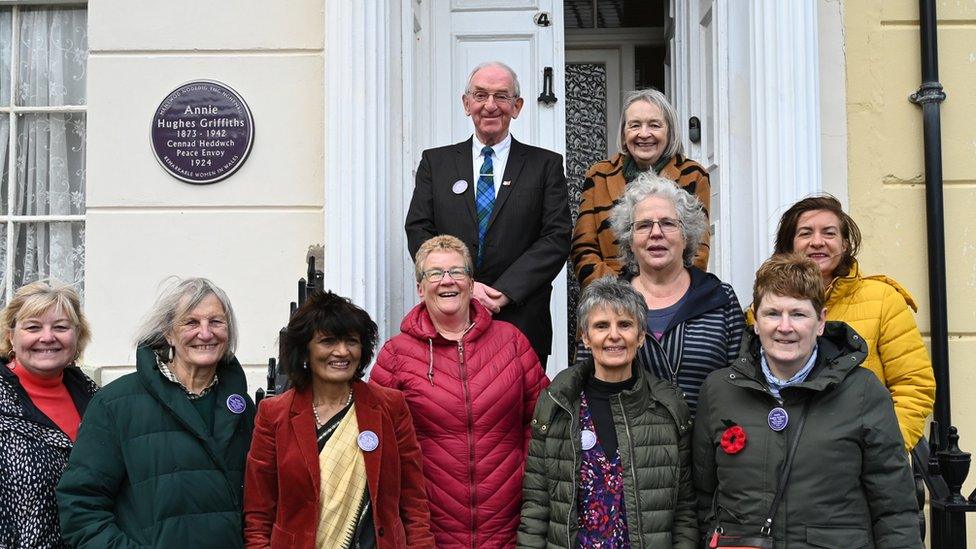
610;172;708;270
618;88;684;160
577;277;648;335
465;61;521;98
134;277;239;362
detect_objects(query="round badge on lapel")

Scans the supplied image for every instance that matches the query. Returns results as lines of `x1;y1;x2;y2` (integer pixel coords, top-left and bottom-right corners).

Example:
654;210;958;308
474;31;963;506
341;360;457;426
226;394;247;415
358;430;379;452
580;429;597;451
452;180;468;194
767;407;789;432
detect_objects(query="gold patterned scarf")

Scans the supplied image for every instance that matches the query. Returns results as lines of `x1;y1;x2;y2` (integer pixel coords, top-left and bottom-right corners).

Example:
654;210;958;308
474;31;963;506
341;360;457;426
316;403;368;548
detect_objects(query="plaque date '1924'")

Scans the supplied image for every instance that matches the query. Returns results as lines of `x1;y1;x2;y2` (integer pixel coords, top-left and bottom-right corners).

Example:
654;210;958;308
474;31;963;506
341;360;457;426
150;80;255;185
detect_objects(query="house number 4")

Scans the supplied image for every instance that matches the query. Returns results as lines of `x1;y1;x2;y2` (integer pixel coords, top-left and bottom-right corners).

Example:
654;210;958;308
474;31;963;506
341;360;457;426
534;12;551;27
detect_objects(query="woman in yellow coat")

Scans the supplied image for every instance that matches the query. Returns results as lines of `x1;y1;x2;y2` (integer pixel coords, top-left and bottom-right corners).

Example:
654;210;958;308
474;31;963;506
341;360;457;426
769;195;935;450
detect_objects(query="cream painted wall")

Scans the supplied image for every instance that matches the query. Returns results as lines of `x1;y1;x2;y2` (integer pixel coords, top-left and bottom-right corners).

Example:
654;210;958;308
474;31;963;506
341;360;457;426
818;0;848;206
84;0;325;392
845;0;976;518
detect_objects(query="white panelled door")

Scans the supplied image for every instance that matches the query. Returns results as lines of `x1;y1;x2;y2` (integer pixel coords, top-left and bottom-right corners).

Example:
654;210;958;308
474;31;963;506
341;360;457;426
412;0;570;373
669;0;730;279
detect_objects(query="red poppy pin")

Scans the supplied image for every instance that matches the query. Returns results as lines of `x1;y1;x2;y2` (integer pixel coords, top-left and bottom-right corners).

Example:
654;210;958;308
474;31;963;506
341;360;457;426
720;419;746;455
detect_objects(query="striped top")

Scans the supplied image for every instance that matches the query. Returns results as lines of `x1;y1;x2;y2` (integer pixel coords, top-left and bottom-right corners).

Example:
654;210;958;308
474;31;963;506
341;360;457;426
635;269;744;416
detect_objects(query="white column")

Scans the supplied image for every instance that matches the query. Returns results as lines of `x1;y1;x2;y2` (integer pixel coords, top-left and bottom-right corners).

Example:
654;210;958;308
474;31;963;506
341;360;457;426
324;0;404;340
749;0;822;261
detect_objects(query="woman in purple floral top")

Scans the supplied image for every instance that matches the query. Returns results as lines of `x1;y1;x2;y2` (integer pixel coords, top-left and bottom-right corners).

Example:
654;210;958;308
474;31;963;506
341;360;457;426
517;278;697;548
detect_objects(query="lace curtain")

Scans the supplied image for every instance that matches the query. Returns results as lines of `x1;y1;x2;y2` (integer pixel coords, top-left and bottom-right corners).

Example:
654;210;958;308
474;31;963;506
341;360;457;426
0;7;87;302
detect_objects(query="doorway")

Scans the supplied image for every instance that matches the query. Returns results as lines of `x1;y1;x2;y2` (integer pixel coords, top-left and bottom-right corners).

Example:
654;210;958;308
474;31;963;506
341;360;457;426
563;0;668;358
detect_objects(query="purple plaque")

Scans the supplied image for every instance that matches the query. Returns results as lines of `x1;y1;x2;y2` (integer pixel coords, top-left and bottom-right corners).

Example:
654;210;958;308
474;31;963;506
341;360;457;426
151;80;255;184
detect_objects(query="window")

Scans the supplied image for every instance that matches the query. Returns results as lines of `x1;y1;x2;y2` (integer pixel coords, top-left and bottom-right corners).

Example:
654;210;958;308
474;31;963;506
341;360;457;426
0;5;87;303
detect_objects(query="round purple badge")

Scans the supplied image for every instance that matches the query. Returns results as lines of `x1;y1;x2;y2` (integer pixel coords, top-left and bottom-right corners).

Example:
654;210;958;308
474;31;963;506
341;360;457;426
150;80;255;184
226;394;247;415
452;179;468;194
580;429;597;451
358;430;379;452
767;407;789;432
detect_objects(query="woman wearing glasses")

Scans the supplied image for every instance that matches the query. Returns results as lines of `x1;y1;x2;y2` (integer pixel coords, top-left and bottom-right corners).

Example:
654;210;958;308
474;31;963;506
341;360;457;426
573;89;711;288
371;235;549;549
604;174;744;415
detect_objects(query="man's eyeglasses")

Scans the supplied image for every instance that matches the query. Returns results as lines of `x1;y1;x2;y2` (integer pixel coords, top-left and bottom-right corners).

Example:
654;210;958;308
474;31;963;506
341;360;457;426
632;218;683;234
467;91;517;105
422;268;471;282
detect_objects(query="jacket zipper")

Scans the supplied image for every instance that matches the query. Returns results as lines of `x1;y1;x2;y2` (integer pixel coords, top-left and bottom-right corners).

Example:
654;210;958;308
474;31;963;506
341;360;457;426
645;328;684;395
547;391;580;545
457;340;478;548
617;393;644;548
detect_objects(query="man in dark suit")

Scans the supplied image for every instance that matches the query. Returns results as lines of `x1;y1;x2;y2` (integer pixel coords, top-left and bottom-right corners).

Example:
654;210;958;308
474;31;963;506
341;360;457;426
405;61;571;369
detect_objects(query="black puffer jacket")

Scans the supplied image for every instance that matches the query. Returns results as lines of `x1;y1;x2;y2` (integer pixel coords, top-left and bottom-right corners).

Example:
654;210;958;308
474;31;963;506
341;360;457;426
518;359;697;548
0;361;97;548
693;322;922;548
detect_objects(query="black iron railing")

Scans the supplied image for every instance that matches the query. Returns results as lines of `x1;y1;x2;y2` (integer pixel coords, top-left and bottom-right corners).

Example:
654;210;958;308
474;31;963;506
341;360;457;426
255;256;324;405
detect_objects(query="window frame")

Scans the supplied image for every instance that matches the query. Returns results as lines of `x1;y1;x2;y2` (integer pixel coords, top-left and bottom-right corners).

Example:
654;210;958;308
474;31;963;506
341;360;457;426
0;2;88;302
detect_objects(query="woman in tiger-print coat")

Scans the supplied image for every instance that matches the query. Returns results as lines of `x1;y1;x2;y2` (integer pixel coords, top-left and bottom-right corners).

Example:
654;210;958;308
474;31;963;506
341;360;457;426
572;89;711;288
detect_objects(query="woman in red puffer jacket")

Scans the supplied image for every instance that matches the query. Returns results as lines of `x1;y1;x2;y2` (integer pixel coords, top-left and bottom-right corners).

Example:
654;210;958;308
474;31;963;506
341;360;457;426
370;235;549;548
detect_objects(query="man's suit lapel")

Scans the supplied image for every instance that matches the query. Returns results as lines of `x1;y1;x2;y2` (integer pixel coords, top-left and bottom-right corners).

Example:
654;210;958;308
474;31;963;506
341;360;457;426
487;136;526;229
453;138;478;223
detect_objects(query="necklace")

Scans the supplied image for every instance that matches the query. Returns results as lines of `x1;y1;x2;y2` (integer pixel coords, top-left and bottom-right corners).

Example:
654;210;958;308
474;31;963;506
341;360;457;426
437;321;475;341
312;386;353;427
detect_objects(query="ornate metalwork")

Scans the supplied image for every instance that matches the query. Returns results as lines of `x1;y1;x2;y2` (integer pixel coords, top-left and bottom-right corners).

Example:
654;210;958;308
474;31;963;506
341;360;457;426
564;62;609;360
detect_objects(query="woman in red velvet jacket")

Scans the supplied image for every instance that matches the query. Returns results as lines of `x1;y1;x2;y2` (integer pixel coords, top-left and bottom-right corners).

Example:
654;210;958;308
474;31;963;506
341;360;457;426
244;292;434;549
371;236;549;548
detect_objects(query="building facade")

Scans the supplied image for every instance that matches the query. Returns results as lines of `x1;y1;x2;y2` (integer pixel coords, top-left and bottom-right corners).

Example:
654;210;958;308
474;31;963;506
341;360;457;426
3;3;973;498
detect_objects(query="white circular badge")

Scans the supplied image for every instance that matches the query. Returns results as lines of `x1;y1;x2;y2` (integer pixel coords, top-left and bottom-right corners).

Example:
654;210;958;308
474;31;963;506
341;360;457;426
581;429;597;451
358;430;379;452
452;180;468;194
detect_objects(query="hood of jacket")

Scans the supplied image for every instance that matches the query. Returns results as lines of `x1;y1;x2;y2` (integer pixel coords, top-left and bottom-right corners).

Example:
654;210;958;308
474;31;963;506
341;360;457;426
729;321;868;398
828;259;919;312
624;266;733;333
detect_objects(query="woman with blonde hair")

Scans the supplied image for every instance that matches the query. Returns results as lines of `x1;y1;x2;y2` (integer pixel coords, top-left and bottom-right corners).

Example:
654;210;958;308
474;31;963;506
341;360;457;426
371;235;548;548
0;281;96;548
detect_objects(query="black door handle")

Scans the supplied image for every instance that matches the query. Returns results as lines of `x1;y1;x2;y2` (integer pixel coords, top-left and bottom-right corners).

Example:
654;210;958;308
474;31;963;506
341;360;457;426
538;67;557;106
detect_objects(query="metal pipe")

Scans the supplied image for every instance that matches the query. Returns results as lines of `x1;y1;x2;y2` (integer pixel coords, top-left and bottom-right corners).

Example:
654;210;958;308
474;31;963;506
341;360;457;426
910;0;950;447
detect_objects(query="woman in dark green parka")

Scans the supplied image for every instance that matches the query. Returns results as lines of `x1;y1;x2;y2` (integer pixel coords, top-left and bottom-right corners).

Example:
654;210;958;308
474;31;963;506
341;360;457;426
693;255;921;548
57;278;255;548
518;277;697;549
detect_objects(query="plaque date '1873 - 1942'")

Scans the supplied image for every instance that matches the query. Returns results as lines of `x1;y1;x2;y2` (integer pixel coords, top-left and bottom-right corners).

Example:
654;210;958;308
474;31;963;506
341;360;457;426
151;80;255;184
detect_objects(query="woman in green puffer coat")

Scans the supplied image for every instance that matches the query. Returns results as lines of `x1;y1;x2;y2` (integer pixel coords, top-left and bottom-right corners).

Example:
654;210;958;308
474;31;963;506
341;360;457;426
518;277;697;549
57;278;255;548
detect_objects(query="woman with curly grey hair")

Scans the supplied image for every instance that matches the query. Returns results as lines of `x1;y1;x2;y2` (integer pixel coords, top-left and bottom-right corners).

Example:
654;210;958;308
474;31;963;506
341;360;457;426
58;277;254;548
572;88;711;287
607;173;744;415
